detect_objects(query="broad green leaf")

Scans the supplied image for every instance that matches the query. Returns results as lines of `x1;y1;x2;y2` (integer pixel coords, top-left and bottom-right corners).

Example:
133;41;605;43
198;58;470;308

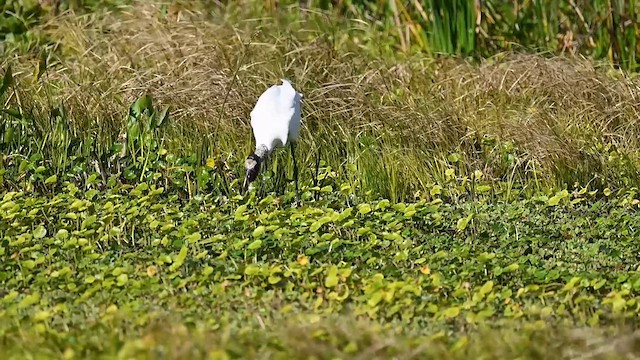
131;94;153;118
358;203;372;215
336;207;353;222
505;263;520;272
128;122;140;141
376;199;390;209
82;215;97;229
447;153;461;163
185;232;202;242
310;216;332;232
70;200;84;210
547;196;560;206
367;291;383;307
244;265;261;276
235;205;249;221
442;306;460;318
456;213;473;232
169;246;188;272
563;277;581;292
116;274;129;286
247;239;262;250
33;226;47;239
33;310;51;322
252;226;266;238
479;281;494;296
44;175;57;185
325;266;339;288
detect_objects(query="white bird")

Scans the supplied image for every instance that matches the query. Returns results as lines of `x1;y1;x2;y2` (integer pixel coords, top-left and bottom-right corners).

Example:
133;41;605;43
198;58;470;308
243;79;303;203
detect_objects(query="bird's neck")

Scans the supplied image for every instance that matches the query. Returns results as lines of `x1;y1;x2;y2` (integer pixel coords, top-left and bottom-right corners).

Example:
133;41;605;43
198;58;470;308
255;144;269;159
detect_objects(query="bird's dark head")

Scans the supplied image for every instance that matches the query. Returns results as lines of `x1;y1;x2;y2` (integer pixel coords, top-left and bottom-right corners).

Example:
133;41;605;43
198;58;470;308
243;153;262;191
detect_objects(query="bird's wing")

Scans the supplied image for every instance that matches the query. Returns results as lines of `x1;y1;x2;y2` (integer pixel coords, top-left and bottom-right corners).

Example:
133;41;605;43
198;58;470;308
281;79;302;141
250;80;301;150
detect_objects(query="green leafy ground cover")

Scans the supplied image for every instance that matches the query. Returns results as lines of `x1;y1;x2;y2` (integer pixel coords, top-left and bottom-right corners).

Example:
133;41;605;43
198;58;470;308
2;181;640;358
3;1;640;359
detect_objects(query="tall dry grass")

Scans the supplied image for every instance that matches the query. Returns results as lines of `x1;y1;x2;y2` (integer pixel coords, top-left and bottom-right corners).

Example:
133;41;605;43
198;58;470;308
4;1;640;199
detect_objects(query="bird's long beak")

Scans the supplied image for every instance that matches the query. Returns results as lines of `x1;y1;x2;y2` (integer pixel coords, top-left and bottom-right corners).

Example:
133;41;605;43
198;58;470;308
242;175;250;193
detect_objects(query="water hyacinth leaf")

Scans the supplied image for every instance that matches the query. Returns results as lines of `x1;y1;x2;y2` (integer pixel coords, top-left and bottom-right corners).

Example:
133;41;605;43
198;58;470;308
33;226;46;239
479;281;494;297
442;306;461;319
44;174;57;185
244;265;261;276
55;229;69;240
505;263;520;272
169;246;188;272
547;196;561;206
252;226;266;238
185;232;202;243
116;274;128;286
82;215;97;229
563;277;581;292
247;239;262;250
235;205;249;221
19;159;29;172
85;189;99;200
447;153;461;163
70;199;84;210
336;207;353;222
325;266;339;288
367;291;383;307
33;310;51;322
456;213;473;232
358;203;372;215
310;216;332;232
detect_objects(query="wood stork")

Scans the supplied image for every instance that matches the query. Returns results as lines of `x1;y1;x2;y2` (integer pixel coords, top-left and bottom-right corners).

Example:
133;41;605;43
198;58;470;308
243;79;303;204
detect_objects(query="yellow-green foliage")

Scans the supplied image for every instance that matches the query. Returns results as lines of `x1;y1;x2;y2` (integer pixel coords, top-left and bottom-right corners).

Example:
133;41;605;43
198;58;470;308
2;181;640;358
3;2;640;358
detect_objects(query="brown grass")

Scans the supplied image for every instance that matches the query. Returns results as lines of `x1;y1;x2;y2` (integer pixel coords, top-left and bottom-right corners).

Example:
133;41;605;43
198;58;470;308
5;0;640;198
3;313;640;359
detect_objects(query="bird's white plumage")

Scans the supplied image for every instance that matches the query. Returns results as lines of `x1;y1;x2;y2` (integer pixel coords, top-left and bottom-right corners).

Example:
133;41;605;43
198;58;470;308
250;79;302;153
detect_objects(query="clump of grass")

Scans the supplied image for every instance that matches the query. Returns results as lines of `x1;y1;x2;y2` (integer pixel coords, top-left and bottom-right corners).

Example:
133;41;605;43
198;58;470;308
3;1;640;200
3;313;640;359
